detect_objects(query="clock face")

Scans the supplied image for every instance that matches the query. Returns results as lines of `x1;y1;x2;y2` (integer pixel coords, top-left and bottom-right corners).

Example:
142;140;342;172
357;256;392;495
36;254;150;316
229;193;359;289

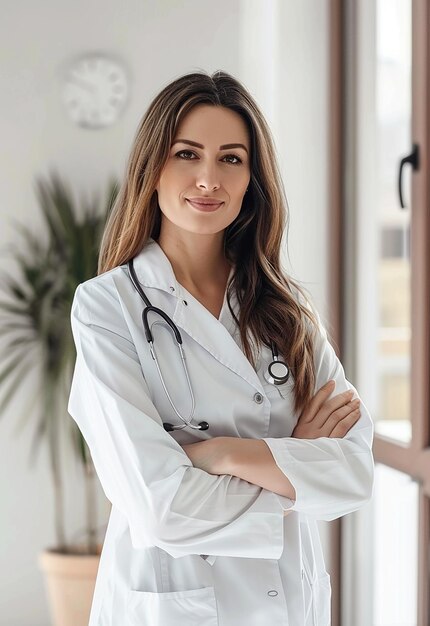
62;54;128;128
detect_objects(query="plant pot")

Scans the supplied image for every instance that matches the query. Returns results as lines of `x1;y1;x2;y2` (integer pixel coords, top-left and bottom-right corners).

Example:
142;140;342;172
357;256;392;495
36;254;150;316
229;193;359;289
38;543;102;626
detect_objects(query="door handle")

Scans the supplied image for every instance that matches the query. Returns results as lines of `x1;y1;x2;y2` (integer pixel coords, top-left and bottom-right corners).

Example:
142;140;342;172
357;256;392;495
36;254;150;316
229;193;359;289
398;143;420;209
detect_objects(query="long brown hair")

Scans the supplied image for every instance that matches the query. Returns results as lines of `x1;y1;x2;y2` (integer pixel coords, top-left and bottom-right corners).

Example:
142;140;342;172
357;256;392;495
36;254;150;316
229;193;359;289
98;69;324;417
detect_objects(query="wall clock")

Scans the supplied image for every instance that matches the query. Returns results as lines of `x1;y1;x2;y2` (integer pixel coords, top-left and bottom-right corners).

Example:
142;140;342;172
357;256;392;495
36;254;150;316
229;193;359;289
61;53;129;129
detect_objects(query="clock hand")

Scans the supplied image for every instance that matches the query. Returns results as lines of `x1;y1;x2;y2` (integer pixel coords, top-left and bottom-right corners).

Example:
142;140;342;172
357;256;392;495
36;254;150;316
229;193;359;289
70;76;97;94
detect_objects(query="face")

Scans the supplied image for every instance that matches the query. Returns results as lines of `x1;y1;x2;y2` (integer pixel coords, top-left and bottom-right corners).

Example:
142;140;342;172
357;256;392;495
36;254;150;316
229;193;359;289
155;104;251;237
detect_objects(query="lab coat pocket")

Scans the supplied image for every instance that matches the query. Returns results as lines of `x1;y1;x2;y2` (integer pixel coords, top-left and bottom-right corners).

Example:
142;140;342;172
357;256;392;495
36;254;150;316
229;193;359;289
126;586;219;626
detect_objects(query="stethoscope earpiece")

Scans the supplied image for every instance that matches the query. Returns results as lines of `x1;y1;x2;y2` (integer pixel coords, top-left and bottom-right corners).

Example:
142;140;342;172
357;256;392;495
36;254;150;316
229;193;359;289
127;259;290;432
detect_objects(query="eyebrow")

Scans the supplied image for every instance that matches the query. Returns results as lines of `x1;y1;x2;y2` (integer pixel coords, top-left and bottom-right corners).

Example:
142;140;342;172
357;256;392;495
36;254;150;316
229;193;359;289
172;139;249;155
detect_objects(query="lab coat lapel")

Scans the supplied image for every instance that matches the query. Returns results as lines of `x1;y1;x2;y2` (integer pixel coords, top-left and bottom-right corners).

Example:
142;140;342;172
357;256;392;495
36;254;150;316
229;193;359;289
132;238;264;394
172;284;264;393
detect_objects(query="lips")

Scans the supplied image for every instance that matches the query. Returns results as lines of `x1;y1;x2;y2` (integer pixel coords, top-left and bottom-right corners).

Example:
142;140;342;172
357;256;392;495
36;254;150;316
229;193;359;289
186;198;223;212
186;197;222;205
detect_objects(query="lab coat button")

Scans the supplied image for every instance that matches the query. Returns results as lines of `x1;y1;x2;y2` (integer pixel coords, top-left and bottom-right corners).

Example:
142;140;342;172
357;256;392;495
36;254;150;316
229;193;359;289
253;392;263;404
169;286;175;292
182;299;188;306
267;590;278;597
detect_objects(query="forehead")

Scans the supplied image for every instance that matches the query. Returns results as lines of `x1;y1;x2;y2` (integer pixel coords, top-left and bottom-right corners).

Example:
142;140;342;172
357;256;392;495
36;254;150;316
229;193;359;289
174;104;250;148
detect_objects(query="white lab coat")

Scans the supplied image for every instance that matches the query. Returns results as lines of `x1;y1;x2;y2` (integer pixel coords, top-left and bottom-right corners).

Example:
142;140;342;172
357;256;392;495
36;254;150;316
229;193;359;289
67;237;374;626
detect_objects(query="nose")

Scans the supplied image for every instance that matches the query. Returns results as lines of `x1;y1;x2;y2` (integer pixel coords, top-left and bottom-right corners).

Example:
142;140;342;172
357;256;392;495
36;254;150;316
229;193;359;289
195;162;221;191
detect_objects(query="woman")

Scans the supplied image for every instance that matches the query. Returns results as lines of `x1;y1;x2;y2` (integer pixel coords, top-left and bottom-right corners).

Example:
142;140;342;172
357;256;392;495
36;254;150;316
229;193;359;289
68;70;374;626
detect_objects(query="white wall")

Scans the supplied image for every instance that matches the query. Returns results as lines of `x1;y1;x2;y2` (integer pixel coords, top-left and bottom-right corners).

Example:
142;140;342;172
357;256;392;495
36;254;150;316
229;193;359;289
0;1;329;624
238;0;329;309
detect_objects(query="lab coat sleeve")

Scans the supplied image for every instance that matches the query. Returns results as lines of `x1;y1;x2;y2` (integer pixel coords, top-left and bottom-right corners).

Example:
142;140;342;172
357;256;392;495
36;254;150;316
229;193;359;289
262;308;375;522
68;280;291;561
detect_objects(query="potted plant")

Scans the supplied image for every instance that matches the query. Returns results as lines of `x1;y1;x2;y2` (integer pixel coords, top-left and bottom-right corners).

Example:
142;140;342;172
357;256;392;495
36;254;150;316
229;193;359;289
0;171;119;626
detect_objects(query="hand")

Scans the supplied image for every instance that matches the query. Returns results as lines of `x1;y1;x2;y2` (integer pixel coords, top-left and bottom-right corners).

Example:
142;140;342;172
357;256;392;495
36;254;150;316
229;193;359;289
181;437;228;475
291;380;361;439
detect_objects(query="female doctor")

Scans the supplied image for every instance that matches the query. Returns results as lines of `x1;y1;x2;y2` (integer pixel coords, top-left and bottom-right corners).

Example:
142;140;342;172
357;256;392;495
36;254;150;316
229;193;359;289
68;70;374;626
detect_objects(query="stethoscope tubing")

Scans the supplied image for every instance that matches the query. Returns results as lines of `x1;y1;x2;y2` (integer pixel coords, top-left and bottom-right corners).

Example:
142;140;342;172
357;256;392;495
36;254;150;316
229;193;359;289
126;257;290;431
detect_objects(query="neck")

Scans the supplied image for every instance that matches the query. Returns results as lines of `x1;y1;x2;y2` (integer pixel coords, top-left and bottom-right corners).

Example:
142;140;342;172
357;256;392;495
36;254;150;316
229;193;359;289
156;225;231;293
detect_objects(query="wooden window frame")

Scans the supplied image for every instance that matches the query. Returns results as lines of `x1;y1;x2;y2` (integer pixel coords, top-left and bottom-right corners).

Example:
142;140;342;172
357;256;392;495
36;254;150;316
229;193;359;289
329;0;430;624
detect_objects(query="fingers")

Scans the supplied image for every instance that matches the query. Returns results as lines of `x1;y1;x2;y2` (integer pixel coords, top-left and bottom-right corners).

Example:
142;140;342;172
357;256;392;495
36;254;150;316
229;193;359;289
320;398;359;430
295;381;362;440
326;388;356;412
300;380;336;423
329;407;361;437
311;387;356;429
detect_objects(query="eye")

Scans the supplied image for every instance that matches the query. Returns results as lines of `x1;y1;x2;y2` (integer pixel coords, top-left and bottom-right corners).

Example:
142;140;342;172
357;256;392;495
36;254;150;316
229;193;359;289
174;150;243;165
223;154;242;165
175;150;196;160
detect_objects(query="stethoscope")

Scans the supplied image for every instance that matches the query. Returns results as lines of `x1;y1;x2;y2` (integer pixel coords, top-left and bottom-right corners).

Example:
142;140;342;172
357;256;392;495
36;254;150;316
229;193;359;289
127;258;290;432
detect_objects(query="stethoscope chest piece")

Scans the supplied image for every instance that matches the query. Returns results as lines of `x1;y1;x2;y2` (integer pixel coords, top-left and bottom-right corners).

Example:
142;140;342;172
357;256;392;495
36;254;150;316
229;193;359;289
263;340;290;386
264;360;290;385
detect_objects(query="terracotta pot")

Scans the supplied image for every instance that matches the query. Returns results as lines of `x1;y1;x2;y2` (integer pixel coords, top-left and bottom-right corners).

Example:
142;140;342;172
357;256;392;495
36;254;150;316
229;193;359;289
38;544;102;626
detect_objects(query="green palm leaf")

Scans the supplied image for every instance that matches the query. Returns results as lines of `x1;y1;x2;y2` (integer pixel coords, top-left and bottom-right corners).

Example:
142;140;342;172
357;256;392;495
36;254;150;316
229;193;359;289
0;170;119;550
